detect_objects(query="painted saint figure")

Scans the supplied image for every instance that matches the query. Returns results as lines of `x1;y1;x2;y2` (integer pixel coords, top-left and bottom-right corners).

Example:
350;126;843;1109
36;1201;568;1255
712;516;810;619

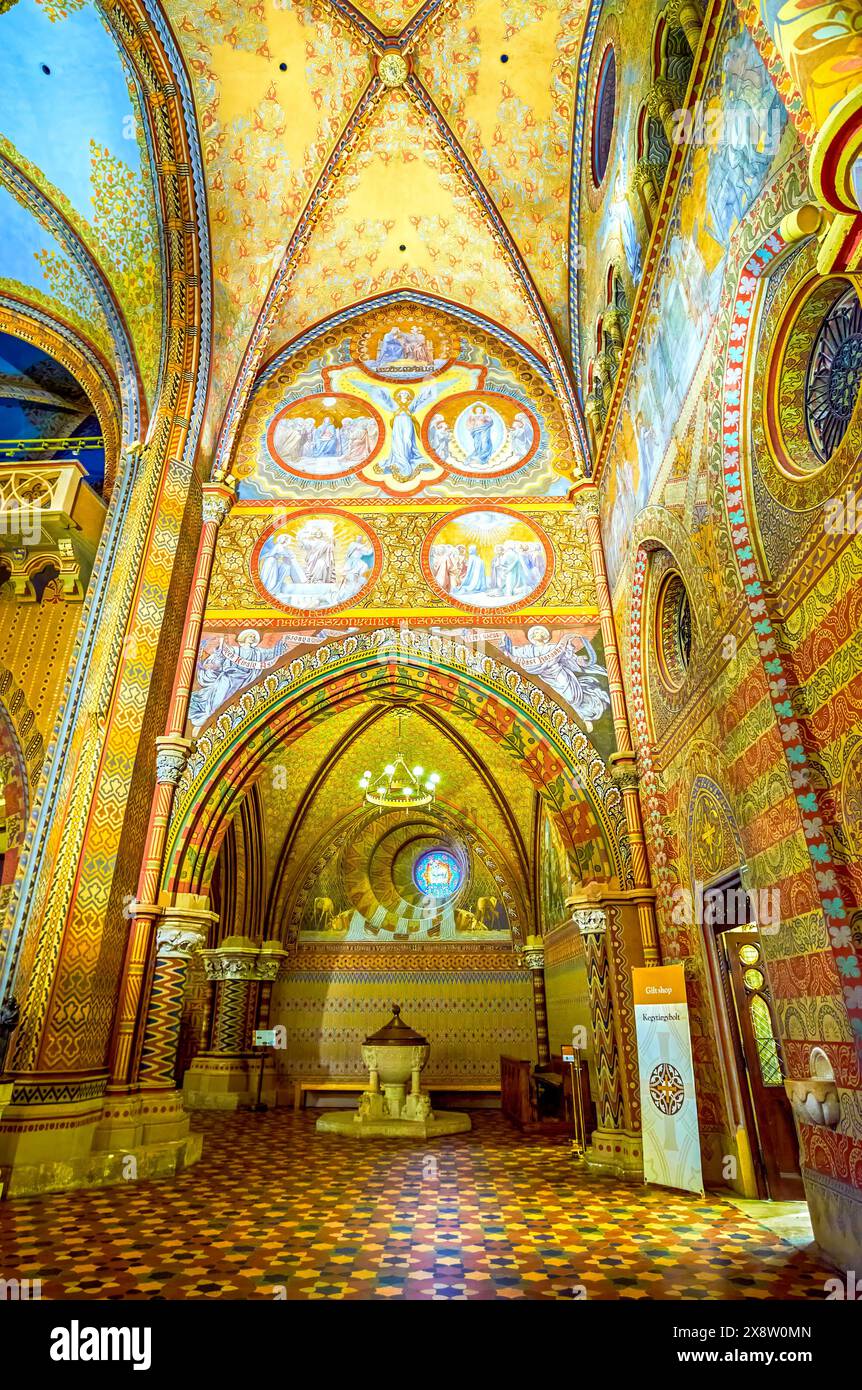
189;630;287;729
506;628;611;731
466;405;495;465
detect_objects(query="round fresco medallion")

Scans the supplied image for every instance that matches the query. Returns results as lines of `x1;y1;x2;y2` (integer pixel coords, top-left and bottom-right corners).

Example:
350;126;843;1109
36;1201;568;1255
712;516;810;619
422;507;553;613
421;392;539;477
267;392;384;480
649;1062;685;1116
251;510;380;615
356;313;458;382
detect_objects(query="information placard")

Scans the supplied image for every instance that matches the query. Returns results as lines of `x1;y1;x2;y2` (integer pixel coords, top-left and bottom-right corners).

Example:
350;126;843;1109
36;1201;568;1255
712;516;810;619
632;965;703;1193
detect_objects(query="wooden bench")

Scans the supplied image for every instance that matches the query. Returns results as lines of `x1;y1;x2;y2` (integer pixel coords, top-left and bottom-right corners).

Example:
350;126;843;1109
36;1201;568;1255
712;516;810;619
292;1079;499;1110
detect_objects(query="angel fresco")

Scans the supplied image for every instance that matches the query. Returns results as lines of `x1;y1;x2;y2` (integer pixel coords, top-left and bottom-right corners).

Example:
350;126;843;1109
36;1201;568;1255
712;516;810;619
501;628;611;732
189;628;355;730
362;381;442;482
188;630;289;729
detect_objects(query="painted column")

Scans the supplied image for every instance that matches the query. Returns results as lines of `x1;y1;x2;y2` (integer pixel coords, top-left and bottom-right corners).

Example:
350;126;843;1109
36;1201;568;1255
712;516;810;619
138;480;236;905
575;490;661;965
138;911;212;1089
107;482;235;1097
737;0;862;260
522;936;551;1066
183;938;287;1109
573;896;644;1178
94;894;215;1160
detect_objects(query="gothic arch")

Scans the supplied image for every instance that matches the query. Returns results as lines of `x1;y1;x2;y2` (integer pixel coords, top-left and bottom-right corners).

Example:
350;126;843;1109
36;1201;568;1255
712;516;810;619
0;297;122;492
163;634;631;901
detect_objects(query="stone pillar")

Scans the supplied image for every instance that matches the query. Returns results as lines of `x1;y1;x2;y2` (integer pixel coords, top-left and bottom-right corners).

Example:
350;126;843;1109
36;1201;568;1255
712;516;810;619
572;894;644;1178
522;935;551;1066
94;894;215;1159
107;482;234;1099
137;480;236;908
183;937;287;1109
139;917;210;1090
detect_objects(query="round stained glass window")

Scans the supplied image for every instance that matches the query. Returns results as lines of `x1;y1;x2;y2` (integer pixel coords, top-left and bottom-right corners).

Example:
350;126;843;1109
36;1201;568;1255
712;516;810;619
806;287;862;462
413;849;463;899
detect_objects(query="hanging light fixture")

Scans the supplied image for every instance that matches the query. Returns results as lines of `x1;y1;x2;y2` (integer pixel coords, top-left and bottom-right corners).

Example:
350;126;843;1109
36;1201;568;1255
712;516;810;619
358;713;440;810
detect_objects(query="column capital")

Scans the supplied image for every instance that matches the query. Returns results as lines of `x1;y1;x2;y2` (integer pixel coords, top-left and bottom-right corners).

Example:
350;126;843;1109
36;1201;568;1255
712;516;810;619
201;480;236;528
155;735;192;785
519;935;545;970
201;936;288;982
155;922;207;960
572;906;608;937
569;484;601;519
609;751;640;791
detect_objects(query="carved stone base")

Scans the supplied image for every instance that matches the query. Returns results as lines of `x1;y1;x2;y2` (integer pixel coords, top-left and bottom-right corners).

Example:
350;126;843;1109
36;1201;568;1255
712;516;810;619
183;1052;278;1109
316;1107;472;1139
1;1131;202;1199
585;1126;644;1179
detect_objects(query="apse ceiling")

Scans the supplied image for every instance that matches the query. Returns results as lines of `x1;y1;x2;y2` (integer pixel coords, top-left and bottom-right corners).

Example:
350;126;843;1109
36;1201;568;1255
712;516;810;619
255;701;534;911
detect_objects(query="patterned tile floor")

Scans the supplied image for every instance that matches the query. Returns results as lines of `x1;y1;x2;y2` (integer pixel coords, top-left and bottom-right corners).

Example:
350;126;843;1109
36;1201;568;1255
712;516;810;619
0;1110;833;1300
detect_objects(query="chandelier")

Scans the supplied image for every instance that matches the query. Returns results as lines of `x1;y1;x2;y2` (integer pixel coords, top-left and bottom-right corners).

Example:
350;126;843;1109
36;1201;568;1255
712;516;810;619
359;714;440;810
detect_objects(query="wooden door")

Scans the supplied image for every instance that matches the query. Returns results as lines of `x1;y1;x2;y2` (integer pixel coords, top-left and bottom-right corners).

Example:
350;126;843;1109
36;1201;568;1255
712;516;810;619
720;929;804;1200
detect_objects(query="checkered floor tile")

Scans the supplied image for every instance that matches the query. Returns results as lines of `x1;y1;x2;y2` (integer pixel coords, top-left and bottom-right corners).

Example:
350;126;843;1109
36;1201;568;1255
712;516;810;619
0;1110;832;1299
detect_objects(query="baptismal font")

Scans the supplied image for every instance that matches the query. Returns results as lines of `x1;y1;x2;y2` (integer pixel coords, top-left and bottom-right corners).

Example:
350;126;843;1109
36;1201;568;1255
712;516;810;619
316;1004;472;1138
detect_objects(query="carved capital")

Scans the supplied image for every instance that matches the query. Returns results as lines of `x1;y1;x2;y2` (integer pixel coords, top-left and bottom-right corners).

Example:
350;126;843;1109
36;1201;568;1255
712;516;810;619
202;483;236;529
155;923;206;959
573;907;608;937
155;736;192;785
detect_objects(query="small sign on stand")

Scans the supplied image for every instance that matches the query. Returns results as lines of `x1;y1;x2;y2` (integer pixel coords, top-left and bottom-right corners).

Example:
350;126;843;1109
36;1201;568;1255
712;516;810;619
251;1029;278;1112
561;1042;587;1160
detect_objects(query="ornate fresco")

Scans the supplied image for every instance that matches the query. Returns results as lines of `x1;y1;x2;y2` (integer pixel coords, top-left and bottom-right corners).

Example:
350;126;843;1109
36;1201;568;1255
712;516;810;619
236;304;576;500
0;0;163;407
599;9;793;590
205;500;597;622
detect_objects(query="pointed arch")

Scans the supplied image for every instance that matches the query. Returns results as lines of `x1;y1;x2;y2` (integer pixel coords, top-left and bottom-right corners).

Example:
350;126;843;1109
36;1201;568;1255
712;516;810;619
163;636;630;901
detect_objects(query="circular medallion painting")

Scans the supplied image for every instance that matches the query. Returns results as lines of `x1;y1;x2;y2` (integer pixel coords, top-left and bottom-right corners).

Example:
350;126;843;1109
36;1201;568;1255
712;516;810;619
356;314;458;381
267;393;384;479
422;392;539;477
252;510;380;615
422;507;553;613
413;849;463;900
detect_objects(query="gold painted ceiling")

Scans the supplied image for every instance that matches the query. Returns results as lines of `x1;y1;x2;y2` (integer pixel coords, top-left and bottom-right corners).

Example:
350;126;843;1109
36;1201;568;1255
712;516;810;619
159;0;588;458
0;1;591;468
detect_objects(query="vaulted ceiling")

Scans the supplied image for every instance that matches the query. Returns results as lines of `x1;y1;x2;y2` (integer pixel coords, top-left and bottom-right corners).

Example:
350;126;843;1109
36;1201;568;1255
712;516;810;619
0;0;593;468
